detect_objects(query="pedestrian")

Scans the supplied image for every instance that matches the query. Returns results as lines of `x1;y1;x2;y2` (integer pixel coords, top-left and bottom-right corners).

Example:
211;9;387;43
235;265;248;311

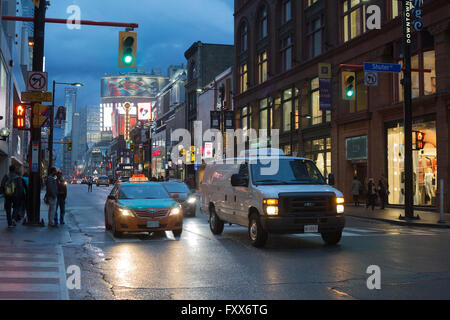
377;179;387;210
16;170;28;222
22;171;30;221
351;176;362;206
45;167;58;227
366;178;377;211
55;170;67;225
0;165;23;227
88;176;93;192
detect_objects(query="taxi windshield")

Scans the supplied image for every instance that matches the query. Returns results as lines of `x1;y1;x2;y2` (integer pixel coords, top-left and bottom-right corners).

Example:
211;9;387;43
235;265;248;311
118;184;171;200
162;182;190;193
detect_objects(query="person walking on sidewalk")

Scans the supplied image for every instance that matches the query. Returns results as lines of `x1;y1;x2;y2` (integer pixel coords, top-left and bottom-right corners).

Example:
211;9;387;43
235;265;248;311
45;167;58;227
377;179;387;210
0;165;22;228
366;178;377;211
351;176;363;206
55;170;67;225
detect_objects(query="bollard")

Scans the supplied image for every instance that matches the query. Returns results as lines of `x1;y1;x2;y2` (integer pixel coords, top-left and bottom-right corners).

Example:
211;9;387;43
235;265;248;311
438;179;446;224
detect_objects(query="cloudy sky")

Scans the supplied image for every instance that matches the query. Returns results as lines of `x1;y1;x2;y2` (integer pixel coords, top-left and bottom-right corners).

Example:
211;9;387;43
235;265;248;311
45;0;234;111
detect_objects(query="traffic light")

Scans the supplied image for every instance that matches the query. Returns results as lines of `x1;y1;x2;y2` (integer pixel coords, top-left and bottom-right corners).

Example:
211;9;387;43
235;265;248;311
342;71;356;100
67;140;72;152
130;141;135;153
118;31;137;68
416;131;425;150
13;104;26;129
32;103;48;128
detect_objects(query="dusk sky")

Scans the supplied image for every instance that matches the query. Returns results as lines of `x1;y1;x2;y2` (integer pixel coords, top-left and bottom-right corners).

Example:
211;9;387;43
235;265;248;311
45;0;234;111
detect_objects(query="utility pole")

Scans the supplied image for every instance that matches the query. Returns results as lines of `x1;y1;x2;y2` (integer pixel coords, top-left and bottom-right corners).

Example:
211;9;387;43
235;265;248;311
48;80;55;171
401;0;416;219
28;0;47;225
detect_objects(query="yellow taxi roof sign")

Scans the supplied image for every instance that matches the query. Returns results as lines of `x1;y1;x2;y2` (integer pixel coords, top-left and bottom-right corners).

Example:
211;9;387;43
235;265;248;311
129;174;149;182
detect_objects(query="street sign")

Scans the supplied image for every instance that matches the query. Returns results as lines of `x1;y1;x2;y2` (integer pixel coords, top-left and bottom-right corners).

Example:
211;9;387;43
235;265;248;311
21;91;52;102
363;62;401;73
364;71;378;87
27;71;48;91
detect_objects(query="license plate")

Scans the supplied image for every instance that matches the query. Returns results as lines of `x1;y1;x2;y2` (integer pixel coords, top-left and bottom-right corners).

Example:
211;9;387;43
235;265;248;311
146;221;160;228
304;225;318;233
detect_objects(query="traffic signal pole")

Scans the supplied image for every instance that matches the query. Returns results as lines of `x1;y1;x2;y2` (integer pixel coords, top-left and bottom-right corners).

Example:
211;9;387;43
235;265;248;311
48;80;55;172
28;0;46;225
401;0;416;220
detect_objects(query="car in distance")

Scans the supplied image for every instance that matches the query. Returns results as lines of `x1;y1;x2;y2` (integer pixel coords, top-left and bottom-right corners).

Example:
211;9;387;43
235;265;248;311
97;175;109;187
161;181;197;217
104;181;183;237
200;148;345;247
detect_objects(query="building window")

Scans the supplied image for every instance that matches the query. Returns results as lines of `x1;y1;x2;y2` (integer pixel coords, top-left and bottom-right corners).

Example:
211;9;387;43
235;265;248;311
240;22;248;52
257;50;268;84
308;17;323;58
343;0;367;43
240;63;248;93
259;98;270;131
282;88;293;132
387;121;437;206
241;106;249;131
281;35;293;72
391;0;399;19
304;137;331;177
282;0;292;24
397;50;436;101
258;6;268;40
305;0;318;7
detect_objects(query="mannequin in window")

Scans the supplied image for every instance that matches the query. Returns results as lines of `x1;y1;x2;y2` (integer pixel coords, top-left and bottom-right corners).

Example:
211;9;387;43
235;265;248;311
424;167;435;204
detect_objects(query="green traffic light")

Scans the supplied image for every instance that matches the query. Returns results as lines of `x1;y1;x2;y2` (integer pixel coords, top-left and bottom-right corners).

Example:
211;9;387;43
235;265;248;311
124;55;133;64
346;89;354;97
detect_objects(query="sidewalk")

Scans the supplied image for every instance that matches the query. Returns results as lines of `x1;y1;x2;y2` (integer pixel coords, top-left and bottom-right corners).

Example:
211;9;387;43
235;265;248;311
346;204;450;229
0;199;70;300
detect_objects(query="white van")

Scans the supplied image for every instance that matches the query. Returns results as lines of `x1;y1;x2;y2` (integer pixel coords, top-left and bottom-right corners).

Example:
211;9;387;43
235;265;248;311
200;149;345;247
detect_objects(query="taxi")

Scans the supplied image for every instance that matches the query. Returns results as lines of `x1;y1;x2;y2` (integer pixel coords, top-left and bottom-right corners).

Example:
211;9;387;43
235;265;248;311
104;175;183;237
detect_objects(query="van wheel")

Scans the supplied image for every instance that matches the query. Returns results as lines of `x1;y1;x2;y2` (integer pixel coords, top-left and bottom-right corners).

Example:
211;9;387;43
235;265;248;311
173;229;182;237
321;230;342;245
248;214;268;248
209;206;224;235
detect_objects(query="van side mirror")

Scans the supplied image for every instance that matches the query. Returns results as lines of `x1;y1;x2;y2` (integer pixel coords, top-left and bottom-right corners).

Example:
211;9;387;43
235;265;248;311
328;173;335;186
231;174;248;187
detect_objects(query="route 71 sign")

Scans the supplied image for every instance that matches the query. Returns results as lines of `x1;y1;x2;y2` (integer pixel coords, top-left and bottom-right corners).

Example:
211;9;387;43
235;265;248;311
27;71;48;92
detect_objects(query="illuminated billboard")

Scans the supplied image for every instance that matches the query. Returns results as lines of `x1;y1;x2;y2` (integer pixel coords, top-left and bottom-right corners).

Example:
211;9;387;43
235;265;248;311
101;75;167;98
137;102;152;121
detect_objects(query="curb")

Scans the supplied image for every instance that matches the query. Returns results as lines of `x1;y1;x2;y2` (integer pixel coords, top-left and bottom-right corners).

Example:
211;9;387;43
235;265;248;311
347;214;450;229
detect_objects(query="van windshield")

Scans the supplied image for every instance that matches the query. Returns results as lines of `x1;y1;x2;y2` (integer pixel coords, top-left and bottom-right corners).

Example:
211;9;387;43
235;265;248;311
250;158;326;185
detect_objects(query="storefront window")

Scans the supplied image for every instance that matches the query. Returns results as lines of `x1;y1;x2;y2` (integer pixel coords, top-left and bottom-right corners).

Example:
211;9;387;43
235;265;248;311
304;137;331;177
387;120;437;206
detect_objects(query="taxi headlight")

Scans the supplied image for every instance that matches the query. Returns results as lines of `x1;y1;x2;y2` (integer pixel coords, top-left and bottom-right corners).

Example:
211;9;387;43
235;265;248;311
170;206;182;216
337;205;344;214
119;208;133;217
187;196;197;204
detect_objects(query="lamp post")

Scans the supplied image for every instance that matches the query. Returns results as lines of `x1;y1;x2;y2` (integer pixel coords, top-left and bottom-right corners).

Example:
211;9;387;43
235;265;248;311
48;81;83;172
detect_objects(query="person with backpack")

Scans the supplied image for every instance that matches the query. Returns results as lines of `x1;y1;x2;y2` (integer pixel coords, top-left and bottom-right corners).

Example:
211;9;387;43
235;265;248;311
55;170;67;225
45;167;58;227
0;165;22;227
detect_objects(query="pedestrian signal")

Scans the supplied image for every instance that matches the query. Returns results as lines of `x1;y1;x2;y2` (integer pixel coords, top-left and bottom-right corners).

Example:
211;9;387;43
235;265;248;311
13;104;26;129
416;131;425;150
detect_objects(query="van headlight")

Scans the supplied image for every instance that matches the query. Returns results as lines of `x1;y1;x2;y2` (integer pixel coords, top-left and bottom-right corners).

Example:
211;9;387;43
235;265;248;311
336;197;345;204
263;199;279;216
170;206;182;216
337;205;344;214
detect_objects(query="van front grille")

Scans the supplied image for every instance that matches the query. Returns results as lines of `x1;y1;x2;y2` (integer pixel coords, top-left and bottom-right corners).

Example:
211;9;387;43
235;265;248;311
279;192;336;217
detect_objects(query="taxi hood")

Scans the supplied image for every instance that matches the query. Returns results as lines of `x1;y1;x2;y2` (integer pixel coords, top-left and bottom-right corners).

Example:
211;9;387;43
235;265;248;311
253;184;343;198
117;198;178;210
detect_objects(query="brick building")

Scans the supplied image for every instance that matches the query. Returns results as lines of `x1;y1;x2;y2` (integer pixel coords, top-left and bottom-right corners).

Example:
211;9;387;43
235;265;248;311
233;0;450;211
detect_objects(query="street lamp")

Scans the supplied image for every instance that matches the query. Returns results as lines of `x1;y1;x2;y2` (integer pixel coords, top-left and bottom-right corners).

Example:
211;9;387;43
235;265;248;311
0;127;10;141
48;81;84;172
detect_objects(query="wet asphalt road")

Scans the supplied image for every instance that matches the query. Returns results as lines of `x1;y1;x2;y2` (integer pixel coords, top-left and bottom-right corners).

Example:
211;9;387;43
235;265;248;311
62;184;450;300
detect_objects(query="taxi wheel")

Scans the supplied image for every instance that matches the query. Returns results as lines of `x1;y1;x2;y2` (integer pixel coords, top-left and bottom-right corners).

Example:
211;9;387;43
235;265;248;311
209;206;224;235
173;229;182;237
248;213;268;248
111;213;123;238
104;210;111;230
